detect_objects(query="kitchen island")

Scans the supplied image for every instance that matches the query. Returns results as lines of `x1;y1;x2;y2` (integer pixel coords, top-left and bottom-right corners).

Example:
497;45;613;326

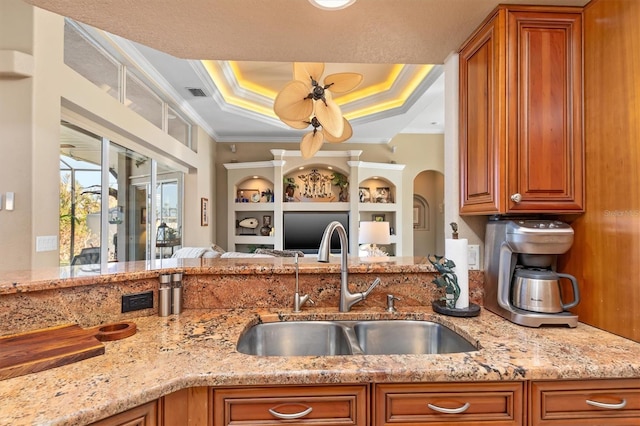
0;258;639;425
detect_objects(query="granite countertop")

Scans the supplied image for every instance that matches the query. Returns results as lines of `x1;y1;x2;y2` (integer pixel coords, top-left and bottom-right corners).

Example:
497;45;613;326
0;256;434;295
1;306;639;426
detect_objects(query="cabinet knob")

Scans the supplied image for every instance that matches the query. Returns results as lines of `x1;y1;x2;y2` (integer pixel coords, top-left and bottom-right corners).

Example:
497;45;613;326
510;193;522;203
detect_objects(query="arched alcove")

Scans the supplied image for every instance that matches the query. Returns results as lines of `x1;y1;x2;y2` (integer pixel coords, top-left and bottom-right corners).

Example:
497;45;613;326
413;170;444;257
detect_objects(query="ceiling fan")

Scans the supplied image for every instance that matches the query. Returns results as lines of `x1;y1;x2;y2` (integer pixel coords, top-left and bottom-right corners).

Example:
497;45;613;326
274;62;362;159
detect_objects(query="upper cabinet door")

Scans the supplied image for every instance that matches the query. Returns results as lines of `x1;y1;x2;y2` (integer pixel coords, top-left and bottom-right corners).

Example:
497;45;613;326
506;10;584;213
459;6;584;215
459;11;506;215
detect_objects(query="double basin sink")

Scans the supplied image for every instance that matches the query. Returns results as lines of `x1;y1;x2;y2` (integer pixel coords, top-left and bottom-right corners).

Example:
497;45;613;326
237;320;477;356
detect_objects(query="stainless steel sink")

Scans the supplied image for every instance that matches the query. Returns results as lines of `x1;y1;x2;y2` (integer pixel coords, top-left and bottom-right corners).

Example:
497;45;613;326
237;320;477;356
236;321;353;356
352;320;476;355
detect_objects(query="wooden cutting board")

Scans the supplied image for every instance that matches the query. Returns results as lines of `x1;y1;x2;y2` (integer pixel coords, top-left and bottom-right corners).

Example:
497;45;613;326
0;324;105;381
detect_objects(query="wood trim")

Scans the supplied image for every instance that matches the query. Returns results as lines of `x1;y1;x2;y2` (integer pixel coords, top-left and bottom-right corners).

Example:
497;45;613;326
559;0;640;342
161;387;210;426
89;401;158;426
459;10;507;215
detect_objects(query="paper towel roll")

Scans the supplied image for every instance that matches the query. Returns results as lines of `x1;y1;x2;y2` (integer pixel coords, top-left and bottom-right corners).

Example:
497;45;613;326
445;238;469;309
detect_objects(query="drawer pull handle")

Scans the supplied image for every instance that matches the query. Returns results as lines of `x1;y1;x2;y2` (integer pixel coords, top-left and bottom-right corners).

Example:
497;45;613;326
427;402;471;414
586;398;627;410
268;406;313;420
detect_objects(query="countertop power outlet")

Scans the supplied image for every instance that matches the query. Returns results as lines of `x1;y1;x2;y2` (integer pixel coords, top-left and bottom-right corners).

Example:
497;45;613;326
122;291;154;313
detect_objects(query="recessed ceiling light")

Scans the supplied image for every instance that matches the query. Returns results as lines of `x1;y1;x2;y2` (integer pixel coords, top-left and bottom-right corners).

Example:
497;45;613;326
299;166;305;170
327;166;333;170
308;0;356;10
252;175;258;179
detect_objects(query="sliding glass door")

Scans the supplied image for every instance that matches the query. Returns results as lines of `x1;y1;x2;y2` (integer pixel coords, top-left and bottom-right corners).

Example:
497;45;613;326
59;122;183;267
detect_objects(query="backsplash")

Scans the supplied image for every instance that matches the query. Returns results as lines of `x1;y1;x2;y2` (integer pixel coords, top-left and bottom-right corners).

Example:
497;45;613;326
0;267;484;336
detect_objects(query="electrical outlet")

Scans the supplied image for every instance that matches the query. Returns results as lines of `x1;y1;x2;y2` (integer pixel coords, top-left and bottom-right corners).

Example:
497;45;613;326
121;291;153;313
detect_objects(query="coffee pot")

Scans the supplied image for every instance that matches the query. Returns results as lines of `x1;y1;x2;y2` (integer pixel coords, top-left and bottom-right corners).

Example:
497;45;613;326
511;268;580;313
484;218;580;327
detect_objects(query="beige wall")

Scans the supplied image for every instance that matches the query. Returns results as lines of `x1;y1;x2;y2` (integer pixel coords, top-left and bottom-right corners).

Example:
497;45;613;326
0;1;62;270
0;1;215;270
214;134;444;254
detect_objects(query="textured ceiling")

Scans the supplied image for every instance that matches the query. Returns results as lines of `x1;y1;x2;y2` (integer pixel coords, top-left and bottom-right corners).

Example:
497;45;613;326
27;0;589;64
38;0;590;143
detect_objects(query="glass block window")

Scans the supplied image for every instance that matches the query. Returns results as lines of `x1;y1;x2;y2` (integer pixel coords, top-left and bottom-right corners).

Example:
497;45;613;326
167;107;191;147
63;20;120;101
125;70;163;129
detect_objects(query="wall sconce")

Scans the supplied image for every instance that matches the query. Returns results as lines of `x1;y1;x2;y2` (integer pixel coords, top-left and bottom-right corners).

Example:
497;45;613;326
230;144;237;153
390;145;397;153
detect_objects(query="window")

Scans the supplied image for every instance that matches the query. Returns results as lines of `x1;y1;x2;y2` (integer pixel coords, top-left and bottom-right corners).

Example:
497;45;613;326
64;21;120;101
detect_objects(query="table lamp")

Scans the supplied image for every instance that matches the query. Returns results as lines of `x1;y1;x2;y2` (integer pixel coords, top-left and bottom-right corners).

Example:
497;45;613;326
358;221;391;260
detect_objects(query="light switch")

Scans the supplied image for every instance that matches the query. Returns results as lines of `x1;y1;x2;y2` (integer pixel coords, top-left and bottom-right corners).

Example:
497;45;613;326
0;193;3;211
468;244;480;270
5;192;14;211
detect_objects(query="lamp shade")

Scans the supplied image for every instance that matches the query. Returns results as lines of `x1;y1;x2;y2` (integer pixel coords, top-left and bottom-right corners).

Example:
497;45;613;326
359;221;391;245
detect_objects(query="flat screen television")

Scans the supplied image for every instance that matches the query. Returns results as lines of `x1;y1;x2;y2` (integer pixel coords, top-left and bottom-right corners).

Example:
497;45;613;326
283;211;349;254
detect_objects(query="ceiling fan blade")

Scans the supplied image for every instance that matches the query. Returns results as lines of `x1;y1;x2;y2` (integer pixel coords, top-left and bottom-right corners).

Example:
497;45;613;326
324;72;363;93
281;118;310;129
300;131;324;159
294;62;325;83
274;80;313;121
315;97;344;138
324;118;353;143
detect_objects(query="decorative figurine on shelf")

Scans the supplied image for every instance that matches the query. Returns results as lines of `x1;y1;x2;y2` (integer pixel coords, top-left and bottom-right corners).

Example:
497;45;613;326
283;177;298;202
261;188;274;202
235;190;249;203
260;215;272;236
428;254;460;309
236;217;259;235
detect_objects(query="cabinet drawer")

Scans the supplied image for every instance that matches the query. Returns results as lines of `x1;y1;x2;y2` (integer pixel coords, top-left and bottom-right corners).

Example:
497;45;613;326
374;382;524;425
530;379;640;425
212;385;368;426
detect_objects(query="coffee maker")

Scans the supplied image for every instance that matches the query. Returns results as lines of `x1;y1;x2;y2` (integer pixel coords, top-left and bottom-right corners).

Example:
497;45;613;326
484;218;580;327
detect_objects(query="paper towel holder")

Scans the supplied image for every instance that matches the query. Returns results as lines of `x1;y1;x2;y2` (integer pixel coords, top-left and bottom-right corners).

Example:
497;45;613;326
449;222;459;239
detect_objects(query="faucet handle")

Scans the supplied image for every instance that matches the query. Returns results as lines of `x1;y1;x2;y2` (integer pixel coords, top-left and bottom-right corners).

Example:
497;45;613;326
293;292;313;312
386;294;400;313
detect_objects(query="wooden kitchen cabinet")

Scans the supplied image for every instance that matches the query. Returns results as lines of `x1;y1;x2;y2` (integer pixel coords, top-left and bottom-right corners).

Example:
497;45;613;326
373;382;524;425
89;401;158;426
529;379;640;425
212;385;368;426
459;5;584;215
161;387;210;426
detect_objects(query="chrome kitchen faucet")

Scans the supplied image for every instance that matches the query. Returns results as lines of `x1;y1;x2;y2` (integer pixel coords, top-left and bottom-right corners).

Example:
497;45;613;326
317;221;381;312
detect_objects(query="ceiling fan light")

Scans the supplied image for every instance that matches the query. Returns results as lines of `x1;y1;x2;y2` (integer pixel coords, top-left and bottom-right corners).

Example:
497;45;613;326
308;0;356;11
